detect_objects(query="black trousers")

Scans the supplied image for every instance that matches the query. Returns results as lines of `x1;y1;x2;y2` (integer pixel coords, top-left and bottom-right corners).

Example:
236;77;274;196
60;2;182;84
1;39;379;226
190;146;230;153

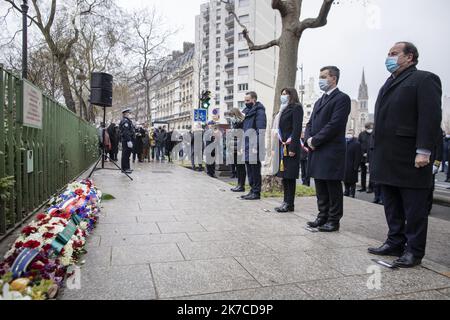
300;160;310;186
374;183;383;202
283;179;296;206
206;163;215;176
360;162;373;190
236;164;246;188
344;183;356;198
314;179;344;224
121;141;131;171
381;185;429;259
246;162;262;195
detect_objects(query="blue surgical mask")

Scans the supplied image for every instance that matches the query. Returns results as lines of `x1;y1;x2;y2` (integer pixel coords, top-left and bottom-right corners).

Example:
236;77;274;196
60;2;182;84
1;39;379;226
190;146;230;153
385;56;400;73
319;79;331;92
280;95;289;105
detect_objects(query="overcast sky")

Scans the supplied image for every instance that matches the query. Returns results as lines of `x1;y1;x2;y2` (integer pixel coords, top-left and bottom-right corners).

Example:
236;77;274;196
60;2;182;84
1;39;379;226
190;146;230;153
74;1;445;112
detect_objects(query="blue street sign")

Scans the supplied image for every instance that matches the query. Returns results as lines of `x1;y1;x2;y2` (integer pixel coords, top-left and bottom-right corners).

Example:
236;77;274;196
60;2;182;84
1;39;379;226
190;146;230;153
194;109;207;122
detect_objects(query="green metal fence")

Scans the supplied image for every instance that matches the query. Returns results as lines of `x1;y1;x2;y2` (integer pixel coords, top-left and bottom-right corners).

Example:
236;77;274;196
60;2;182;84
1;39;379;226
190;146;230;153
0;65;99;237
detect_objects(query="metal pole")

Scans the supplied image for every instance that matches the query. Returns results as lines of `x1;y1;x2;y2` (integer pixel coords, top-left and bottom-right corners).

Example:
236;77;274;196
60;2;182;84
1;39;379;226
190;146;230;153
21;0;29;79
101;107;106;169
300;63;304;105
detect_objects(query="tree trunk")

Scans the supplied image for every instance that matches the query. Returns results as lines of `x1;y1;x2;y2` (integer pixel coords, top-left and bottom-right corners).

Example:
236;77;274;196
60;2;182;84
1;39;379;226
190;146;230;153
58;58;77;113
262;29;300;192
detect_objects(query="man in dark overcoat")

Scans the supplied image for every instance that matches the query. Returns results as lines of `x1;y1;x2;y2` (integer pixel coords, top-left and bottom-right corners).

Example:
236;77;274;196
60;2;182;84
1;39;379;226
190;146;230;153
369;42;442;268
305;66;351;232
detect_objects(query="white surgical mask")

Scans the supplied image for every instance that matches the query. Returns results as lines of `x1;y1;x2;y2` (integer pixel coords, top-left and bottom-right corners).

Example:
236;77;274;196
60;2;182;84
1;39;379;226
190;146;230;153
319;79;332;92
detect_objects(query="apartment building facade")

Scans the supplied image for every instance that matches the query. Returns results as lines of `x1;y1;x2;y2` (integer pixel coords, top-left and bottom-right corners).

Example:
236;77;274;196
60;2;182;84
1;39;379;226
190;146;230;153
195;0;280;124
151;44;197;130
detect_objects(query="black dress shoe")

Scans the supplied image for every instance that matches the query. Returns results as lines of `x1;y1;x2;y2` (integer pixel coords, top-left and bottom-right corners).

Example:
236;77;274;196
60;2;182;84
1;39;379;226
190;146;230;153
307;218;327;228
241;193;253;199
368;243;404;257
393;252;422;268
243;193;261;200
231;186;245;192
275;203;294;213
318;222;340;232
358;188;367;192
367;189;374;194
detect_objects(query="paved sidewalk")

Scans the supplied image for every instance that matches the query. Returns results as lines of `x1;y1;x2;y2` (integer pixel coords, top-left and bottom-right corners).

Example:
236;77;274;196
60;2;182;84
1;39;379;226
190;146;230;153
60;162;450;300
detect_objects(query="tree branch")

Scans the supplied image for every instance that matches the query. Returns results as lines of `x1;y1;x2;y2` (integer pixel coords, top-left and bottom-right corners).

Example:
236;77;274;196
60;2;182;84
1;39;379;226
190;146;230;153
298;0;334;33
271;0;288;17
220;0;279;51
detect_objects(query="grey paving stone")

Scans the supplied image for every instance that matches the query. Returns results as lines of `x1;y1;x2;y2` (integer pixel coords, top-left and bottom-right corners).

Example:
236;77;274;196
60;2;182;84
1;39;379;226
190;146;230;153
438;288;450;297
137;215;177;223
305;247;395;276
61;265;156;300
96;222;161;235
101;215;138;224
235;253;342;286
376;290;450;300
303;232;367;249
112;244;185;266
157;222;206;233
177;240;273;260
82;246;112;267
100;234;155;247
298;268;450;300
139;201;174;211
151;258;261;298
254;235;327;254
178;284;312;300
187;231;237;242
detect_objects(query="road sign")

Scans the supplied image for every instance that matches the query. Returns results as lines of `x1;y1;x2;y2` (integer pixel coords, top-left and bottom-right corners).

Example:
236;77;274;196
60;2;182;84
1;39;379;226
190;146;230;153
194;109;207;122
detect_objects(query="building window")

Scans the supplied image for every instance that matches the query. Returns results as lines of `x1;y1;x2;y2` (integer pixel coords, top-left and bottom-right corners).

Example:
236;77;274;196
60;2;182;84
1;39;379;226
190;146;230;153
238;101;245;110
238;33;245;42
238;66;249;76
238;49;249;58
239;0;250;7
239;14;249;24
238;83;248;91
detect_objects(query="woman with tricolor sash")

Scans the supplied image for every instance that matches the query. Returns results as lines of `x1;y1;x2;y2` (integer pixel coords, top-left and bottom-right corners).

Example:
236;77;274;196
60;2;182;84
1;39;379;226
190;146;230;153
273;88;304;213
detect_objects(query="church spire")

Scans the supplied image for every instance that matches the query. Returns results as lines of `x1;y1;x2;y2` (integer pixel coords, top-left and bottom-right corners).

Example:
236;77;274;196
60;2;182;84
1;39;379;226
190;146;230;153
358;68;368;102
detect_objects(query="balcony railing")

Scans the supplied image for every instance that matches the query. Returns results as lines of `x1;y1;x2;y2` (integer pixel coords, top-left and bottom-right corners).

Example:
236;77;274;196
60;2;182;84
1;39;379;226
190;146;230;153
225;31;235;41
224;63;234;71
225;15;234;26
225;46;234;56
224;95;234;101
224;80;234;87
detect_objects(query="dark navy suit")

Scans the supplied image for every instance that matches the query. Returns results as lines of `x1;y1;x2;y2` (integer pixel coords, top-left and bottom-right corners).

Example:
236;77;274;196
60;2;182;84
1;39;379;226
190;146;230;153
305;88;351;224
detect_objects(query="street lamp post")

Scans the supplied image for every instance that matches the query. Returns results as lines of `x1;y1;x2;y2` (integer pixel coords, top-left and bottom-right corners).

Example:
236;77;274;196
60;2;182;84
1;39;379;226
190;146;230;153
298;63;305;105
77;69;87;120
21;0;29;79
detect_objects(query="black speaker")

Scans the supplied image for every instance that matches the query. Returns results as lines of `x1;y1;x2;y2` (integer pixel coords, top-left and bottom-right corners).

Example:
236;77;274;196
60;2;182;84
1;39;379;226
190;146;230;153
90;72;113;107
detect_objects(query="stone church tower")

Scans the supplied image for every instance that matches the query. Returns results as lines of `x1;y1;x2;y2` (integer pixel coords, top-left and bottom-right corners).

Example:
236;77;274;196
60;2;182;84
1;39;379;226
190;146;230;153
347;69;370;135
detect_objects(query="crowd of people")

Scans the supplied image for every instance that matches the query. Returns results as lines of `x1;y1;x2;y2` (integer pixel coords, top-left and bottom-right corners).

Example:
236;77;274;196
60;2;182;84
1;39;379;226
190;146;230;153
114;41;444;269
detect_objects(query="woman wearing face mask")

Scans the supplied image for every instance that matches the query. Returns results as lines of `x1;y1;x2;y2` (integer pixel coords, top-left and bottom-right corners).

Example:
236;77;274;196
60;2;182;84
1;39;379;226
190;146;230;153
273;88;304;213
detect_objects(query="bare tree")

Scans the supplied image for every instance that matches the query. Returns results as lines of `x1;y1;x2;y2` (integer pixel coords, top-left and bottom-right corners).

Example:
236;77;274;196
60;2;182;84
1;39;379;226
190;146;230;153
123;7;177;124
3;0;112;113
222;0;336;118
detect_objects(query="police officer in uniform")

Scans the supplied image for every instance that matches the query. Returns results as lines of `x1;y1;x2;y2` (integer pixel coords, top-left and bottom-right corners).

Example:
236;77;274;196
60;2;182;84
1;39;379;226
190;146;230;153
119;108;135;174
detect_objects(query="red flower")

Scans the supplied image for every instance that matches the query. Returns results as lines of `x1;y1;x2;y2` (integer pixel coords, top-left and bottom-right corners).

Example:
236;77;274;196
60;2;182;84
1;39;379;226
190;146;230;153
23;240;41;249
43;232;55;239
37;213;48;221
15;241;24;248
30;261;45;270
72;241;83;249
74;189;84;196
50;209;62;217
22;226;37;236
42;244;52;251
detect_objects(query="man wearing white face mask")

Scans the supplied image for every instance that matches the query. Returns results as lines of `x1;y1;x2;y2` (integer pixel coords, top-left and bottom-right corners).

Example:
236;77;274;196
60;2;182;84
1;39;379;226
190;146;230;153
369;42;442;268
